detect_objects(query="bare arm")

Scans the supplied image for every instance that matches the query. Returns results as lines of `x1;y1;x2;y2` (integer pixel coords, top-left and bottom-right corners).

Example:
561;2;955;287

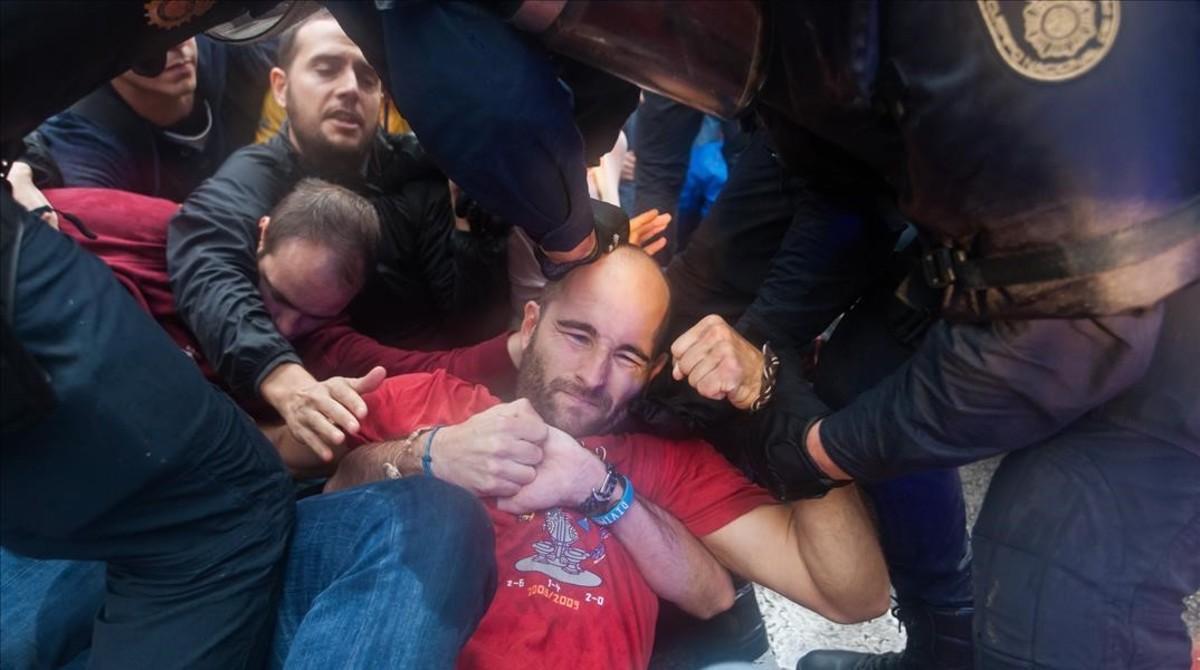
497;428;735;619
608;485;735;619
701;485;888;624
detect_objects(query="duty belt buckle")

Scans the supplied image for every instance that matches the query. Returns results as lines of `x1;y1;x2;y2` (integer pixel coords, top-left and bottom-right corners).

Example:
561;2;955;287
921;247;965;289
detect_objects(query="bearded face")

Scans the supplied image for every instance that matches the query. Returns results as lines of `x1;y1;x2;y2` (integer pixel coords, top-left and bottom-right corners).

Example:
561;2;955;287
515;321;627;438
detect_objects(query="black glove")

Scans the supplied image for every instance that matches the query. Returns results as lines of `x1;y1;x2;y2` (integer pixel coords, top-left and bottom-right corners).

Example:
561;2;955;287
453;191;512;239
536;198;630;280
722;347;848;499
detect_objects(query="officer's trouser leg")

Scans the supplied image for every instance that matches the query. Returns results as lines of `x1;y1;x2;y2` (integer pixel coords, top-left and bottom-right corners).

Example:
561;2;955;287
0;206;295;670
973;424;1199;669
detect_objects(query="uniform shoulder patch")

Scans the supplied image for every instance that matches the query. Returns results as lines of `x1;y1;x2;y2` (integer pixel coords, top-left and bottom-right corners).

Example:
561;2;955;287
977;0;1120;82
143;0;217;30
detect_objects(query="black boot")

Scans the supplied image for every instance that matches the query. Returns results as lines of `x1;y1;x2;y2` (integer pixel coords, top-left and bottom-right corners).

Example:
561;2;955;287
650;581;771;669
796;602;974;670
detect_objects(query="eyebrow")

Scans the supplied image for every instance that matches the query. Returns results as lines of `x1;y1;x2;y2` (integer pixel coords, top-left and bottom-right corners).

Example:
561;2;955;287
556;318;651;364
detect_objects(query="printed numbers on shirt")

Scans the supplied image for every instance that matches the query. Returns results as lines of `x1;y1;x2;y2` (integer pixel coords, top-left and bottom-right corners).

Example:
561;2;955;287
527;583;581;611
584;593;605;606
505;578;527;589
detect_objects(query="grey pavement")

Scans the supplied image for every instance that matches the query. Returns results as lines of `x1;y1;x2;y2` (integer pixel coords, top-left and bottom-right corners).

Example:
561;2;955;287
756;457;1200;669
757;457;996;669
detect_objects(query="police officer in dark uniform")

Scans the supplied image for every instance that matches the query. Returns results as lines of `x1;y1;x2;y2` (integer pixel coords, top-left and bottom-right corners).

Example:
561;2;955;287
490;1;1199;667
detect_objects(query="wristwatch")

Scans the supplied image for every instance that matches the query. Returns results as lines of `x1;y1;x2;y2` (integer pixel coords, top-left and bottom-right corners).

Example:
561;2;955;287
751;342;781;412
578;461;622;517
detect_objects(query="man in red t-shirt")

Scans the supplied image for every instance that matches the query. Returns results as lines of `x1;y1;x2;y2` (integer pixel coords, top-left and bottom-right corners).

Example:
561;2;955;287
316;246;889;669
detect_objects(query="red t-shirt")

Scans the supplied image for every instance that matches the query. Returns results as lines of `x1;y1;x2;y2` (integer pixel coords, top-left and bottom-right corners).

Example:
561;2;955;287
46;187;515;394
355;372;775;670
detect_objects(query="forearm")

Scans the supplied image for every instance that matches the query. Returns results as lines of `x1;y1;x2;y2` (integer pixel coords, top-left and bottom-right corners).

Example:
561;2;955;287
167;145;300;396
612;490;735;620
818;309;1163;481
258;421;344;479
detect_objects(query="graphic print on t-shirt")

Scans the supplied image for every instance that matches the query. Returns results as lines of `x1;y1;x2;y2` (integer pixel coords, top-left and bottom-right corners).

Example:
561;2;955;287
513;508;612;587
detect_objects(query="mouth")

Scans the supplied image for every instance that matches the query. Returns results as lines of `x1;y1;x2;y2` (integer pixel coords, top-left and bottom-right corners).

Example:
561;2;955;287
556;388;603;411
162;59;195;75
324;109;364;129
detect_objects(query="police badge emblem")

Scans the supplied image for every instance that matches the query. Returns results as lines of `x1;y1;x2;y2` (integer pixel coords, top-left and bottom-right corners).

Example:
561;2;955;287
977;0;1120;82
143;0;217;30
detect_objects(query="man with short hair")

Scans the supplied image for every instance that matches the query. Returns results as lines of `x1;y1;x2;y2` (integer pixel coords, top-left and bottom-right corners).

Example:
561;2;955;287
168;9;512;466
37;182;516;472
316;245;890;669
30;35;272;202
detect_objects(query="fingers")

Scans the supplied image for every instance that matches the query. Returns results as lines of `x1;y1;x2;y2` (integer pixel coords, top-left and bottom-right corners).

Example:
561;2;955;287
670;314;723;363
496;399;549;443
503;438;545;466
347;366;387;397
629;208;659;232
291;422;334;462
641;236;667;257
495;496;524;515
636;213;670;242
315;385;362;434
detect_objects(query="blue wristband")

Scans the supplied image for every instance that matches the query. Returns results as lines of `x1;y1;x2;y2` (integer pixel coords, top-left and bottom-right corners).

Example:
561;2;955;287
590;475;634;526
422;426;443;477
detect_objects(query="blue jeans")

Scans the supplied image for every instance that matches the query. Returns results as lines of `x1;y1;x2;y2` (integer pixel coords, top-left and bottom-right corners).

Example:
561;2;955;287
270;478;496;669
1;478;497;670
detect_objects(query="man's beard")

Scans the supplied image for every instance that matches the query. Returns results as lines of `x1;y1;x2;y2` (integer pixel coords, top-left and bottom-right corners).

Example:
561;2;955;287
516;337;624;438
287;94;371;178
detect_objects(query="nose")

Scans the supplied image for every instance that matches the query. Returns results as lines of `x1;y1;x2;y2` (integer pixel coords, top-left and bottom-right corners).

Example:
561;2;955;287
333;68;361;99
575;348;610;391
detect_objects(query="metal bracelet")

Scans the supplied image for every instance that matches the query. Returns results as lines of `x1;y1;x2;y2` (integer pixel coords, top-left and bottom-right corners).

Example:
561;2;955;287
751;342;781;412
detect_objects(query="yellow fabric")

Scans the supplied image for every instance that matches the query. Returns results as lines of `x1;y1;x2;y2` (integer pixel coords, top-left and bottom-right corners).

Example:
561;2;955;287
254;93;410;144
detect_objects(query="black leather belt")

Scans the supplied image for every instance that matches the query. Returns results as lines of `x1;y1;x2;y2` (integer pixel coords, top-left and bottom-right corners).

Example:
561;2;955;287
921;197;1200;290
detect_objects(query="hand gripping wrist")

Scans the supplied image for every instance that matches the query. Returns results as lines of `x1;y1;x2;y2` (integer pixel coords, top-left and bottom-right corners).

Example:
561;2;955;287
761;417;850;500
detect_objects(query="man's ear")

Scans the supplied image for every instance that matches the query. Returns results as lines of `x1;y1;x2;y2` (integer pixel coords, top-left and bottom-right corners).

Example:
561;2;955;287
519;301;541;351
269;67;288;109
257;216;270;254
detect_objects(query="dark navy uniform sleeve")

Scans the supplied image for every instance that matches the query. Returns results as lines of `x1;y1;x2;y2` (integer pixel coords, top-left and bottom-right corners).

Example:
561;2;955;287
38;114;141;192
819;309;1165;481
327;0;595;254
166;138;302;399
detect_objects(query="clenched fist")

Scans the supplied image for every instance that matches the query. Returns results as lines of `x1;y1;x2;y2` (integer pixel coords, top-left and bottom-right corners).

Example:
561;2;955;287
670;315;764;411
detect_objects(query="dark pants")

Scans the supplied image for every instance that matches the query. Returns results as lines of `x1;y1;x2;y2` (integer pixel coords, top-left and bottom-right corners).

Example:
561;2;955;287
974;431;1199;669
2;477;498;670
633;92;705;259
0;200;294;669
971;280;1200;669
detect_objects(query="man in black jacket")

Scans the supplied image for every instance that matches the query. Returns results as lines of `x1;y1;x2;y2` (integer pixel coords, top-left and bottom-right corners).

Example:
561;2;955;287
168;9;510;462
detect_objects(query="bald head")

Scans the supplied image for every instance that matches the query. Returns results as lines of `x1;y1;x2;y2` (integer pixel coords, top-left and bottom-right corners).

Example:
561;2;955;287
541;245;672;355
517;246;671;436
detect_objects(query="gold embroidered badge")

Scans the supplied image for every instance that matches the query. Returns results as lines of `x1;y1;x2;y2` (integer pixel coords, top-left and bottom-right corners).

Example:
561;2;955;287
143;0;217;30
977;0;1120;82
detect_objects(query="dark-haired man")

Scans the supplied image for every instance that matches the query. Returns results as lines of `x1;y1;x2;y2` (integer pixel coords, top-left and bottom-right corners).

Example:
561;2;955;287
168;9;511;466
38;183;517;469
